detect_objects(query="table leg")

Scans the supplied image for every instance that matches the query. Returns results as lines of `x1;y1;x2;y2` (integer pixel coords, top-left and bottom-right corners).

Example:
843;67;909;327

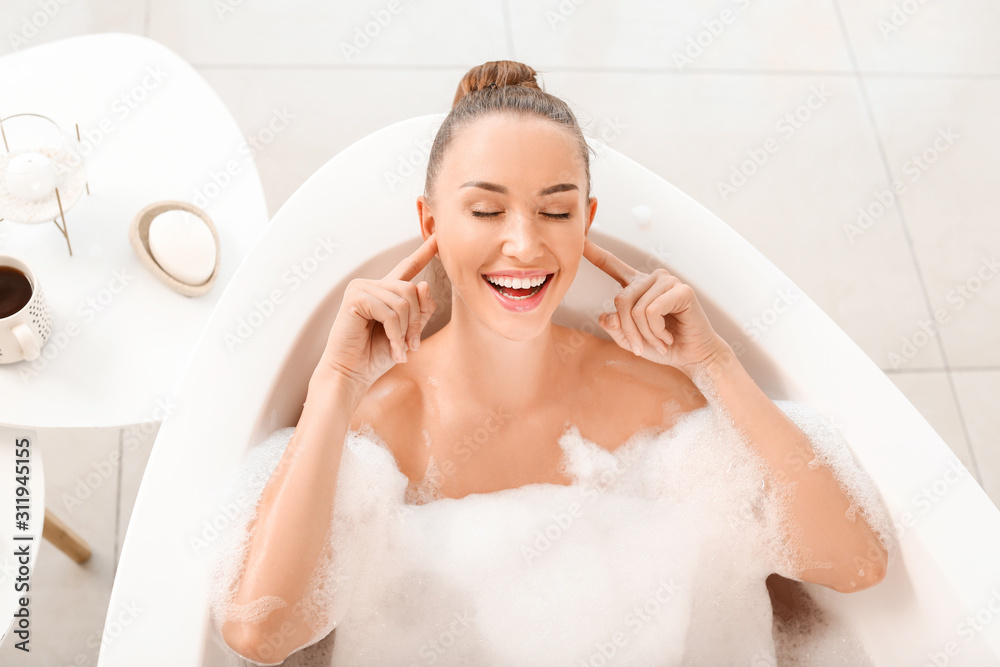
42;507;91;564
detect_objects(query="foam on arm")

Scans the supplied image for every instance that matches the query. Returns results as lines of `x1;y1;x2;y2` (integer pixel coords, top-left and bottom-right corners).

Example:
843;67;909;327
204;426;408;666
767;400;897;579
714;397;898;586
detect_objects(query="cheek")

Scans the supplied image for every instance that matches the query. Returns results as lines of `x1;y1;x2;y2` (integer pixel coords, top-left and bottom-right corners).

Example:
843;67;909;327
437;238;482;289
559;255;583;285
558;232;586;268
439;224;490;270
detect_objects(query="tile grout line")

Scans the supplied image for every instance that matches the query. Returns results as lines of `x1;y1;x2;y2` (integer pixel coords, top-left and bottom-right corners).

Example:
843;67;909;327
943;374;985;482
501;0;516;60
830;0;983;481
184;62;1000;79
143;0;152;38
187;63;859;74
884;366;1000;374
114;427;123;570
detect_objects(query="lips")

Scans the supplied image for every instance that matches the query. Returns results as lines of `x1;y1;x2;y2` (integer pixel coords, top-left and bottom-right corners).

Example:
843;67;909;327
481;272;555;312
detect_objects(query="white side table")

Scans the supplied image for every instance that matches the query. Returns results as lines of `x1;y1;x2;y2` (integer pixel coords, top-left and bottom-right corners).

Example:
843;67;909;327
0;32;268;427
0;32;268;637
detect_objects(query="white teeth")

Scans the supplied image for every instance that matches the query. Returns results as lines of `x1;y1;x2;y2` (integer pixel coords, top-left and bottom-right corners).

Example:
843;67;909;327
483;273;551;301
485;274;548;289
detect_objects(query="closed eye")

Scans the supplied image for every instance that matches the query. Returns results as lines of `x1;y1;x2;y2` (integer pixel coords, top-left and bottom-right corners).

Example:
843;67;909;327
469;211;571;219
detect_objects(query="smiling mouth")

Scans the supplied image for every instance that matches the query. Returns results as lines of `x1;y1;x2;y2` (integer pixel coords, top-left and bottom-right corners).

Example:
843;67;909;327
482;273;554;300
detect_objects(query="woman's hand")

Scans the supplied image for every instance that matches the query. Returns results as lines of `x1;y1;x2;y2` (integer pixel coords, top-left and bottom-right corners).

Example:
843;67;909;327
315;233;439;391
583;237;729;375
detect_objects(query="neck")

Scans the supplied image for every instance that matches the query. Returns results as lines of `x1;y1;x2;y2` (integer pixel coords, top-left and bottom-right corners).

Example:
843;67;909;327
435;299;566;412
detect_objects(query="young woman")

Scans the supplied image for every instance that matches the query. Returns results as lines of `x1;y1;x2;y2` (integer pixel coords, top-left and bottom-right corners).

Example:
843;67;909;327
217;60;889;665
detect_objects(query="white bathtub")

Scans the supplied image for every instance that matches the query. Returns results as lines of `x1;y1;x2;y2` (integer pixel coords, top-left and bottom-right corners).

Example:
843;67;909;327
100;113;1000;665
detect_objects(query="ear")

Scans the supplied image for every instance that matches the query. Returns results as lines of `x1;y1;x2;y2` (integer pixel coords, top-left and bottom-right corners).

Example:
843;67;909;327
417;195;436;240
585;196;597;236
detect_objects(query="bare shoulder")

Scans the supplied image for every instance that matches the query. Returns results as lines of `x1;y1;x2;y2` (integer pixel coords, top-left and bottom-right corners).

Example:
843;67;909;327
570;326;708;416
349;364;425;477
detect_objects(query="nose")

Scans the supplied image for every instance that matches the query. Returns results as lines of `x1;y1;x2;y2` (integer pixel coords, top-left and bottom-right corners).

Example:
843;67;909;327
500;210;543;263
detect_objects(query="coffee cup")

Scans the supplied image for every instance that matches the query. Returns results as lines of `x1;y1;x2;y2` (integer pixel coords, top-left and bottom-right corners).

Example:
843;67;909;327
0;255;51;364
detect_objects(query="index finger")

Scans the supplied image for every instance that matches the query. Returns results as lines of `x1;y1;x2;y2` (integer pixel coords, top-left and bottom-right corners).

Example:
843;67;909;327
583;237;640;288
387;233;439;282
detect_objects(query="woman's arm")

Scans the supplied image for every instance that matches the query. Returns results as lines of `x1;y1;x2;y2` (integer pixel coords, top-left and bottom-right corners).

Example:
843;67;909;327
221;370;366;663
583;237;888;593
220;235;438;662
682;343;888;593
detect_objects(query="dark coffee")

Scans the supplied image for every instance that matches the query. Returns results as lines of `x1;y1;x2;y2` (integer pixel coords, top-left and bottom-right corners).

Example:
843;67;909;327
0;265;33;318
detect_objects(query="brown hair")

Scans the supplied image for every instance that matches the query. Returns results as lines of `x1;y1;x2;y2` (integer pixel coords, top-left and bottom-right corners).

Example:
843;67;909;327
423;60;593;201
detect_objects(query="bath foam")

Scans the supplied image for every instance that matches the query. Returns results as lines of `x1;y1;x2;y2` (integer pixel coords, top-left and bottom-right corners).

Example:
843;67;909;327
206;425;408;666
771;400;896;558
767;572;874;667
686;363;897;578
205;397;894;666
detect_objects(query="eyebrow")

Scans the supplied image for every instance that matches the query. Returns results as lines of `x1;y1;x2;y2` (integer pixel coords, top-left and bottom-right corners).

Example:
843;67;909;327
459;181;579;196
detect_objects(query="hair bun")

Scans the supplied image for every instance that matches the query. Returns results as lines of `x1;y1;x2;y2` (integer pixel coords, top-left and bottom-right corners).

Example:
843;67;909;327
452;60;542;108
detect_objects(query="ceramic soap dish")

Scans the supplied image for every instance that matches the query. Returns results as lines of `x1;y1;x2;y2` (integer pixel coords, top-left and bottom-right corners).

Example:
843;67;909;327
129;200;221;297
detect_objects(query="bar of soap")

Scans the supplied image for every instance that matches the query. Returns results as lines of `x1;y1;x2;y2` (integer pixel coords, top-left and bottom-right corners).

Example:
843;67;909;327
148;209;216;285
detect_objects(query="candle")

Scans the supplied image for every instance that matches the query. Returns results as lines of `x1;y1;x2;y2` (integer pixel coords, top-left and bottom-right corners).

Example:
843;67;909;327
4;151;56;201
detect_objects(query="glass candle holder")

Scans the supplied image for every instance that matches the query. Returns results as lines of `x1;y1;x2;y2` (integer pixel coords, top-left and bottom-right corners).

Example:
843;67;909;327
0;113;89;256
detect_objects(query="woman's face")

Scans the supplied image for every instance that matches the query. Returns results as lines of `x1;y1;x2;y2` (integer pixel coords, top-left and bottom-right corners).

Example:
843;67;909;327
418;113;597;341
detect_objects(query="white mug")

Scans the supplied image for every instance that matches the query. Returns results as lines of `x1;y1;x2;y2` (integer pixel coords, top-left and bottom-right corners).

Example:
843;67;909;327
0;255;51;364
